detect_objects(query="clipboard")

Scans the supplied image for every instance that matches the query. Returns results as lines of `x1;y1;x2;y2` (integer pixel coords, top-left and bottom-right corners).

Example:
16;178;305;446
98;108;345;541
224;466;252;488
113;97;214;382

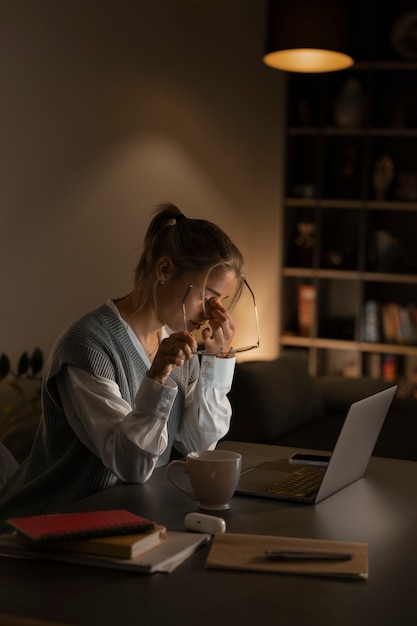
205;533;368;579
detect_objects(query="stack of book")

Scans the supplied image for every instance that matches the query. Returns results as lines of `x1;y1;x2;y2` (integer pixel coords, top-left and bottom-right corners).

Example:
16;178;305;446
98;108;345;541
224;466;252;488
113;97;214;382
0;509;210;574
362;301;417;346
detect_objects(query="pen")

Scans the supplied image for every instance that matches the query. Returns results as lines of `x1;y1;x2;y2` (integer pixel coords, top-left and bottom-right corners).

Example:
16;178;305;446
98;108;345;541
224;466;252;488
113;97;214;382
262;550;353;561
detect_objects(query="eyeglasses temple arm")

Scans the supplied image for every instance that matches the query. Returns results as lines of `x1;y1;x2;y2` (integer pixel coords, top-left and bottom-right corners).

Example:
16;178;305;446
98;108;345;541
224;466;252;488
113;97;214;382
244;280;260;347
182;284;193;332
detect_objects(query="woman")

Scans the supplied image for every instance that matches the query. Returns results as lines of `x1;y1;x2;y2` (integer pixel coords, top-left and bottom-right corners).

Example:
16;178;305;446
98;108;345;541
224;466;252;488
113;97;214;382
0;203;245;527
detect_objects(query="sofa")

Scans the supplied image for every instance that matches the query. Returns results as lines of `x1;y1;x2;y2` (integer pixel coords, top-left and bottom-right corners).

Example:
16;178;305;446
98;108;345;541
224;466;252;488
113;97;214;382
222;355;417;462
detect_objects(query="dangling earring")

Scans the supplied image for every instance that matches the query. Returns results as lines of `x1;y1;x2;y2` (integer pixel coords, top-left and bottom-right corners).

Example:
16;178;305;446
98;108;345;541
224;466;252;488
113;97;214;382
159;275;168;285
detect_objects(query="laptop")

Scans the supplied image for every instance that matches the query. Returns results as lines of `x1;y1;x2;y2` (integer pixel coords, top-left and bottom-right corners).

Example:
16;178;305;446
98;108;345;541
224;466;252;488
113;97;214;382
235;385;397;504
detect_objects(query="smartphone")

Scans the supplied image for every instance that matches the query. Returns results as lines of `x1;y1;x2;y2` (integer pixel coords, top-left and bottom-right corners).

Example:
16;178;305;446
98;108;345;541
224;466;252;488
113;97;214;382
289;453;330;467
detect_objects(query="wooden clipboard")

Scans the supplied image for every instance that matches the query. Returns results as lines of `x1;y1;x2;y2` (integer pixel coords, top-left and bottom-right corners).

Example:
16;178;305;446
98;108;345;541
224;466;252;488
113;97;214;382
206;533;368;580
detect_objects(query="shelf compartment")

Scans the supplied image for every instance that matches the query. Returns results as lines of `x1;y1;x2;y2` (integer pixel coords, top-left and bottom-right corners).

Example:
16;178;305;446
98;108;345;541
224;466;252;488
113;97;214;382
370;136;417;202
281;277;317;339
317;279;361;343
366;209;417;274
284;206;316;269
320;207;361;270
321;137;366;200
286;135;321;199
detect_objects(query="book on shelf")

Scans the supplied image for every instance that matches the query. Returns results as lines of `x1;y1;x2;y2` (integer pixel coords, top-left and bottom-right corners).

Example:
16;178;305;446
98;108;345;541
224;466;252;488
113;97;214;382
206;533;368;580
381;303;396;344
382;303;417;345
381;354;398;383
297;284;316;337
16;524;167;560
0;530;210;574
399;307;412;343
362;300;380;343
407;304;417;344
363;301;417;346
6;509;156;542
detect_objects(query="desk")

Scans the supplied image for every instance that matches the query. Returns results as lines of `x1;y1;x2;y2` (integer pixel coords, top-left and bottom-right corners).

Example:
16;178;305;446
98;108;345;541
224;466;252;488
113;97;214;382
1;442;417;626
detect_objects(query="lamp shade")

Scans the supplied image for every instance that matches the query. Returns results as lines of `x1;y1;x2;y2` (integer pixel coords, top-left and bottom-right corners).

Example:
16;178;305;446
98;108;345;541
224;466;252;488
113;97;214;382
263;0;354;73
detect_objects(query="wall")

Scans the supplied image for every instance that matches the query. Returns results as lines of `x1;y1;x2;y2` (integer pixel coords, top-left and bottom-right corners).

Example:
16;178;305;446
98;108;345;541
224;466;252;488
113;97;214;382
0;0;285;364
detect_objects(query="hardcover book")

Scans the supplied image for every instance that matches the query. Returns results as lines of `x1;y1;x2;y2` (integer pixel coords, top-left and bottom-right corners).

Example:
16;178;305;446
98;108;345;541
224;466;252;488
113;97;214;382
7;509;155;542
17;525;167;559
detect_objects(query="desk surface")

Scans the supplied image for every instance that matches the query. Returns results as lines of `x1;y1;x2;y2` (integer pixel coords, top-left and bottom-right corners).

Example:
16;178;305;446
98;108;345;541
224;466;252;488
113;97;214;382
1;442;417;626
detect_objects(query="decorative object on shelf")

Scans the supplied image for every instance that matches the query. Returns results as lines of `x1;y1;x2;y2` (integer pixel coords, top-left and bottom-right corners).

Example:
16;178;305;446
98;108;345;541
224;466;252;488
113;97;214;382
292;183;316;199
368;229;395;272
333;78;365;128
293;218;316;266
263;0;354;73
391;11;417;60
297;284;316;337
372;155;395;201
326;250;344;268
324;238;355;269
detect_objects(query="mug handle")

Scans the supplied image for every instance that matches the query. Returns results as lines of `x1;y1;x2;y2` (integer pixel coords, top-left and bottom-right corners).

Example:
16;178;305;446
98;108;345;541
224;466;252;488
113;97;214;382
166;459;197;501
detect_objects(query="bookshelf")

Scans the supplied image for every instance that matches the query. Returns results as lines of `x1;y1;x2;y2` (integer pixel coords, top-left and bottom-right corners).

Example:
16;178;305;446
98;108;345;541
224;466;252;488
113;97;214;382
280;2;417;395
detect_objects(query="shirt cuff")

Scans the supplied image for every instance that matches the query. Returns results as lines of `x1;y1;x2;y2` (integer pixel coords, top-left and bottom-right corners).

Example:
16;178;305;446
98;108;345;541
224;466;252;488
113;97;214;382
200;354;235;387
135;374;178;422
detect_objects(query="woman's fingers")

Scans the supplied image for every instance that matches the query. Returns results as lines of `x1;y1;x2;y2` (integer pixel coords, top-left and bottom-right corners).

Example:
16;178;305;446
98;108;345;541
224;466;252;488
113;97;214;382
204;298;236;353
147;333;197;383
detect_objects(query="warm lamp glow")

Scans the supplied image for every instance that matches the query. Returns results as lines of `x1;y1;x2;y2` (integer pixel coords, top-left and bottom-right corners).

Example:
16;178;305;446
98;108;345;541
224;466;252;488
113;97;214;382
264;0;354;74
263;48;354;73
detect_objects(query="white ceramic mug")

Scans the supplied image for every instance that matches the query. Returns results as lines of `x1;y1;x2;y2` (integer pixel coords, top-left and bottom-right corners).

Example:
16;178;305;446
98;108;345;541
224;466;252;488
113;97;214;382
166;449;242;510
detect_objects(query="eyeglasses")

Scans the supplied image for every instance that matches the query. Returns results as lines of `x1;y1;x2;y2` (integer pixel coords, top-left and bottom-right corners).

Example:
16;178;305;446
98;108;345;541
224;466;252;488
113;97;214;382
182;279;260;356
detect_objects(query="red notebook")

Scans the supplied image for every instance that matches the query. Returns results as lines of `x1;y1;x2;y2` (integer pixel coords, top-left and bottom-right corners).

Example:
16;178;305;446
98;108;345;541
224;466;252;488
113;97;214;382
7;509;156;542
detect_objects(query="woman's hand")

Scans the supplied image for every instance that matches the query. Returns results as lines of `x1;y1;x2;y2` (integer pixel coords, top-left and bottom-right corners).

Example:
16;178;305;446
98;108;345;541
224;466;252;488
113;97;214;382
147;332;197;384
202;297;236;357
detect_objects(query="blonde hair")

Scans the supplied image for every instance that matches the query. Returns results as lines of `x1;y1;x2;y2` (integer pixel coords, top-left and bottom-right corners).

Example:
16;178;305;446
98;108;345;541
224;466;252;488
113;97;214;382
133;203;244;310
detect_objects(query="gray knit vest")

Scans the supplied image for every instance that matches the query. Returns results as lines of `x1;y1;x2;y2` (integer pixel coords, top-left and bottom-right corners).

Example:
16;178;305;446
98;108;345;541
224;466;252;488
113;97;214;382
0;304;198;527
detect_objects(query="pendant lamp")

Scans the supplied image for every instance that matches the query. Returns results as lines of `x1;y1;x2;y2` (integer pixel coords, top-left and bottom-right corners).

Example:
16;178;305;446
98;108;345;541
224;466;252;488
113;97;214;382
263;0;354;73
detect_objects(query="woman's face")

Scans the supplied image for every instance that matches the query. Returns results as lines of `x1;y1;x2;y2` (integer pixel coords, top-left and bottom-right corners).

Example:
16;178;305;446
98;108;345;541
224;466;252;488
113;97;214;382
156;266;238;333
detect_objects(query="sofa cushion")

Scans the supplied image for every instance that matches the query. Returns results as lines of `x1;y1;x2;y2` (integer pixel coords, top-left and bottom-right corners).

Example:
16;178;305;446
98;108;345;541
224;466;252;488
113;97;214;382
315;376;392;415
226;356;324;443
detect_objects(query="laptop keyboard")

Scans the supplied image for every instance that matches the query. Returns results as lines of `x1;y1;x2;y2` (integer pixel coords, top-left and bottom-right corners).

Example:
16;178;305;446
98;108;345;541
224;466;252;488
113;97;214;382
259;466;327;498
